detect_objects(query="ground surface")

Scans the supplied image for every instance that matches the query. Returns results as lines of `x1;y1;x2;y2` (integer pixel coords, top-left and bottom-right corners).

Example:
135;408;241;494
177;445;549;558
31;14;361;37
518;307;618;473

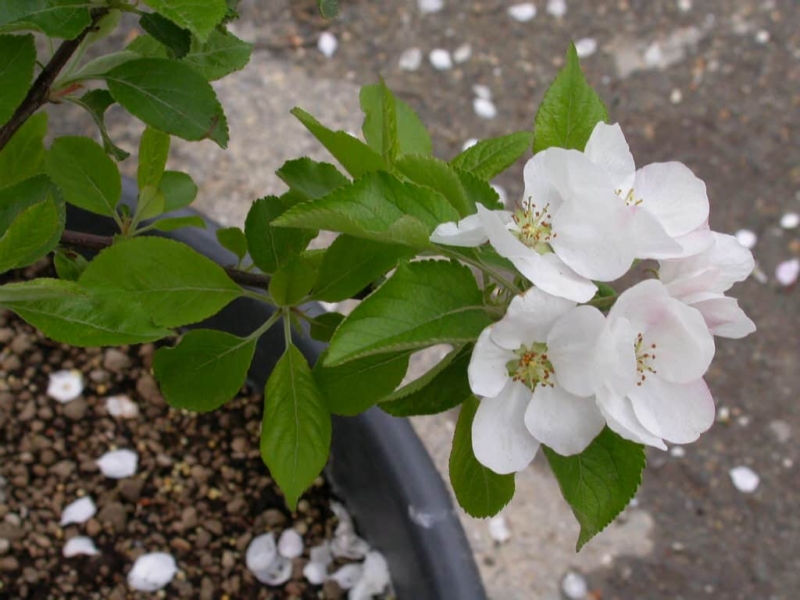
47;0;799;598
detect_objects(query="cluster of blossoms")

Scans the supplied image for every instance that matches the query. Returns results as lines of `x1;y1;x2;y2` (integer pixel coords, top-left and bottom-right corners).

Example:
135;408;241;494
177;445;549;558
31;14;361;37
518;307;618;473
432;122;756;473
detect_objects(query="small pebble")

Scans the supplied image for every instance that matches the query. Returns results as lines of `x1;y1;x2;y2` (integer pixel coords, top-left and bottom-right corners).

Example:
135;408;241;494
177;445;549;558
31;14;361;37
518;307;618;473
775;258;799;286
546;0;567;18
488;515;511;543
473;98;497;119
472;84;492;100
677;0;692;12
670;446;686;458
63;536;100;558
768;420;791;444
429;49;453;70
127;552;177;592
754;29;770;44
575;37;597;58
508;3;537;22
47;370;83;403
780;212;799;229
670;88;683;104
729;465;760;493
60;496;96;526
734;229;757;249
398;47;422;71
561;569;588;600
453;43;472;64
717;406;731;423
318;32;338;58
417;0;444;13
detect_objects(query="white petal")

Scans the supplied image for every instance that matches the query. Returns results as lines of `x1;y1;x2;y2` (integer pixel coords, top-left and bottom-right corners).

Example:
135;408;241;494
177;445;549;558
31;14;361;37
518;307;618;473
476;204;531;258
508;3;537;22
349;551;391;600
317;32;338;58
511;252;597;302
60;496;96;526
488;515;511;543
547;306;606;397
544;147;614;197
628;206;683;259
331;531;370;560
105;395;139;419
277;529;304;559
252;556;292;586
668;226;715;258
330;563;363;590
634;162;709;238
776;258;800;286
524;385;606;455
430;214;488;247
63;536;100;558
127;552;177;592
596;389;667;449
685;294;756;339
629;377;715;444
522;151;564;216
584;122;636;192
472;381;540;474
309;541;333;566
246;533;277;573
96;449;138;479
729;466;760;493
47;370;84;403
492;287;576;349
468;327;513;398
593;318;637;398
303;561;329;585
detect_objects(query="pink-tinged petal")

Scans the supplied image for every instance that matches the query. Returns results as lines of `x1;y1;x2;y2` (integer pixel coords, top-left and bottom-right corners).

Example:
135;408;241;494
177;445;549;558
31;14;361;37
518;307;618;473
522;151;564;215
596;389;667;449
472;382;540;474
686;294;756;339
629;377;715;444
524;385;606;456
669;227;715;258
476;204;531;258
468;327;513;398
492;287;576;349
430;214;488;247
634;162;709;238
593;318;638;398
628;207;682;260
547;306;606;397
584;122;636;192
511;252;597;302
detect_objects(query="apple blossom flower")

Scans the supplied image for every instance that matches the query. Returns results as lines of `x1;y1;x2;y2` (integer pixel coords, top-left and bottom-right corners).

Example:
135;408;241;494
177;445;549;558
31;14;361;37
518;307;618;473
594;280;716;449
469;288;608;473
659;232;756;338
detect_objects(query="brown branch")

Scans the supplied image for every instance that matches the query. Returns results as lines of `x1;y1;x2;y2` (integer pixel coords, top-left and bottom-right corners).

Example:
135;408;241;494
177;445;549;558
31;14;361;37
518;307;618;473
0;9;109;151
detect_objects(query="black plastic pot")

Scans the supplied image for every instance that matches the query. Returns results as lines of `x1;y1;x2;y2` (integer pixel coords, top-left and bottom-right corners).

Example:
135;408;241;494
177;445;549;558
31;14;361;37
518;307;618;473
65;180;486;600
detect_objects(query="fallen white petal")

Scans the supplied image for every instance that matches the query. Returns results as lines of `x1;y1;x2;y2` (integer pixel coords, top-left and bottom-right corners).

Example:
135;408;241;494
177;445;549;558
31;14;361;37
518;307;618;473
755;30;770;44
729;465;760;493
63;536;100;558
252;556;292;586
332;531;370;560
472;84;492;100
677;0;692;12
508;3;537;22
318;32;338;58
670;446;686;458
127;552;177;592
47;370;84;403
277;528;304;559
780;212;799;229
488;515;511;543
670;88;683;104
349;551;391;600
246;533;277;573
429;48;453;70
105;395;139;419
417;0;444;13
775;258;800;286
561;570;588;600
60;496;96;526
734;228;757;249
303;561;329;585
453;43;472;63
398;47;422;71
309;541;333;566
96;449;138;479
462;138;478;151
546;0;567;17
575;37;597;58
473;97;497;119
330;563;363;590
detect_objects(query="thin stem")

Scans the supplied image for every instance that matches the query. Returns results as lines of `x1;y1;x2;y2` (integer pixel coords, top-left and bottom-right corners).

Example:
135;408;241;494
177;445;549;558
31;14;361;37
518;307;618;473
247;310;283;341
282;308;292;346
437;247;521;294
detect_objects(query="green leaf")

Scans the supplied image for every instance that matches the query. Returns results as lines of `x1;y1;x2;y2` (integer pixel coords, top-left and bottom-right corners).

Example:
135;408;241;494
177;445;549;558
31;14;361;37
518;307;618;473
450;396;516;518
533;44;608;153
138;126;171;189
182;28;252;81
544;428;646;550
79;237;241;328
45;136;121;217
314;350;409;416
269;255;317;306
360;83;432;158
66;51;139;83
381;346;472;416
362;79;398;164
308;311;344;343
216;226;247;261
0;1;90;39
159;170;198;211
0;34;35;126
455;167;502;209
0;112;47;189
136;184;166;221
126;33;169;58
139;12;190;58
326;259;492;365
273;171;459;249
73;89;129;161
53;248;88;281
0;278;170;346
0;194;64;273
141;0;227;41
261;343;331;510
312;235;414;302
276;158;349;201
153;329;256;412
104;58;229;147
291;107;386;178
150;215;206;231
395;154;473;217
244;195;315;274
0;175;55;233
450;131;533;180
317;0;339;18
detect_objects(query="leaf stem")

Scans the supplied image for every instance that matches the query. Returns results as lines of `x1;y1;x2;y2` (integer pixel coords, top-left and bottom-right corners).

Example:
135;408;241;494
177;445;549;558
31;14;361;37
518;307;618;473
436;247;521;294
248;309;283;341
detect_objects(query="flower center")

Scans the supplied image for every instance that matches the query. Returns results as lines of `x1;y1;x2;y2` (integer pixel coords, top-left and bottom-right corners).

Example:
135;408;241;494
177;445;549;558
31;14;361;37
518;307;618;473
511;199;556;253
507;342;555;390
635;332;657;386
616;188;643;207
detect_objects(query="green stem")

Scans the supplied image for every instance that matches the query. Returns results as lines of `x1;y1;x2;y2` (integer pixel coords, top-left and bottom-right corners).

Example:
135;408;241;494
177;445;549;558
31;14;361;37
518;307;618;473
282;308;293;347
586;295;617;310
437;247;521;294
247;310;283;342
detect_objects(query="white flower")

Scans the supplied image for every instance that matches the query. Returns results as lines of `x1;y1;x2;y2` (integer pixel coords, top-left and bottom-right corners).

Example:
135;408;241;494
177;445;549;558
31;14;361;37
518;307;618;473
127;552;177;592
594;280;716;449
96;449;138;479
659;232;756;338
47;370;84;403
469;288;608;472
60;496;96;526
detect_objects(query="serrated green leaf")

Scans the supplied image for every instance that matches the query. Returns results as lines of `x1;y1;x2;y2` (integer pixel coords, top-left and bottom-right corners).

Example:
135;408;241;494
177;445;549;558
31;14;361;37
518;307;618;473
141;0;226;41
182;28;252;80
308;311;344;342
138;126;170;189
104;58;229;147
317;0;339;18
0;34;35;126
139;12;190;58
450;396;516;518
45;136;121;217
533;44;608;153
0;175;55;233
0;278;170;346
0;195;63;273
455;167;502;209
216;226;247;261
245;195;315;274
150;215;205;231
360;83;432;158
450;131;533;180
273;171;459;249
159;170;198;211
276;158;349;201
544;427;645;550
79;237;241;328
0;113;47;189
126;33;169;58
291;107;386;178
72;89;129;161
269;255;317;306
66;51;139;83
311;235;413;302
395;154;473;217
261;343;331;510
314;349;409;416
326;260;492;365
381;346;472;416
0;1;90;39
153;328;256;412
53;248;88;281
136;184;165;221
